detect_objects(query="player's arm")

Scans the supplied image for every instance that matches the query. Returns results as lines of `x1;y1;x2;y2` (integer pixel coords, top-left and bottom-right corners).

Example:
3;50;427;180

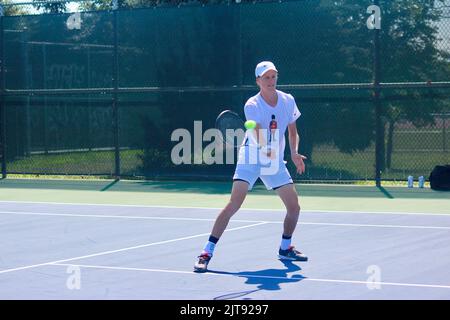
245;105;269;154
254;123;268;148
288;121;307;174
245;122;271;157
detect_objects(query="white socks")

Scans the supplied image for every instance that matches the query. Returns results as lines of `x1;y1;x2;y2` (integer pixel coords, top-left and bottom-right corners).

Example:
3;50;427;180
280;234;292;250
202;235;219;256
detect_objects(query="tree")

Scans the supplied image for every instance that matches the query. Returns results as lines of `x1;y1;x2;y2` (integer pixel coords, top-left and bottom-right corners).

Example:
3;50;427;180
75;0;450;177
4;0;450;179
379;0;450;170
78;0;195;11
32;0;67;13
309;0;450;172
78;0;244;11
1;0;30;15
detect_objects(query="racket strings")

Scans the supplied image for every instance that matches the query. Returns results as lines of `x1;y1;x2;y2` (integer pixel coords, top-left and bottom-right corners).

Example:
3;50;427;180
216;113;245;148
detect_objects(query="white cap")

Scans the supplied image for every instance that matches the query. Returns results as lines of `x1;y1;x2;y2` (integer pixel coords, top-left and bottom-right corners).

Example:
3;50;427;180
255;61;278;78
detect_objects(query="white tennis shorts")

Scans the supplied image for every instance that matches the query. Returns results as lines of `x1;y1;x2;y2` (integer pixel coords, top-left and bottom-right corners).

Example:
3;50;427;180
233;160;293;191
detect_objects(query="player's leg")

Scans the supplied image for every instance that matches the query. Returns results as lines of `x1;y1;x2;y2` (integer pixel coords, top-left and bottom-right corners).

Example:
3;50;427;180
210;180;249;239
276;184;308;261
276;183;300;238
194;179;252;273
194;153;258;272
260;160;308;262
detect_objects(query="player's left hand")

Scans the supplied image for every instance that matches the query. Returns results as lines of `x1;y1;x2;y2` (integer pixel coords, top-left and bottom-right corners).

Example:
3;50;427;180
291;153;307;174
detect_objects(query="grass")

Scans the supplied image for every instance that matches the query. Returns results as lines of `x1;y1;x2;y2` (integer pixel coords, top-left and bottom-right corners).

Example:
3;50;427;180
6;150;140;175
4;173;421;187
4;146;447;183
310;147;448;181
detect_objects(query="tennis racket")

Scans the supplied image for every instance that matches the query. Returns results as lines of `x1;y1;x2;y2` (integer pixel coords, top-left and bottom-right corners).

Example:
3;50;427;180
215;110;247;149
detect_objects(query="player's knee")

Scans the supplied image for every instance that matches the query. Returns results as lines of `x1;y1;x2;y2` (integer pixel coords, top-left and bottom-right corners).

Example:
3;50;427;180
229;201;242;212
287;203;300;215
226;200;242;214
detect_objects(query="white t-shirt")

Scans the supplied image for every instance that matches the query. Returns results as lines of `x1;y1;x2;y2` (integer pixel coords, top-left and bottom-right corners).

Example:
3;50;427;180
241;90;301;162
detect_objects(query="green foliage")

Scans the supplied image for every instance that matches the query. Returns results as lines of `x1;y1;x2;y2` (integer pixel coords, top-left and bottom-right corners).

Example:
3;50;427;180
1;0;29;15
32;0;67;13
3;0;450;178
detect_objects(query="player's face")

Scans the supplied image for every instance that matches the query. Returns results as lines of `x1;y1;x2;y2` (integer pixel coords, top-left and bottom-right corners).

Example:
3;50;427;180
256;70;278;92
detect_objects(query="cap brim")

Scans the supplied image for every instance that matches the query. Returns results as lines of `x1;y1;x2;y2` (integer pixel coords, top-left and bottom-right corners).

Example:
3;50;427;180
257;67;278;77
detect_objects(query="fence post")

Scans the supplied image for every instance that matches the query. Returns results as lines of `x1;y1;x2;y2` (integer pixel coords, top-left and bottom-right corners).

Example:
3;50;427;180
112;0;120;179
444;114;448;154
42;44;49;154
21;30;31;157
373;0;383;187
87;46;92;151
0;5;6;178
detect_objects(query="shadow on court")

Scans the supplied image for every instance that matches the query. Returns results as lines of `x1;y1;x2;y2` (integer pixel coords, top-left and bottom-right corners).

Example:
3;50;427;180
377;186;394;199
209;260;305;300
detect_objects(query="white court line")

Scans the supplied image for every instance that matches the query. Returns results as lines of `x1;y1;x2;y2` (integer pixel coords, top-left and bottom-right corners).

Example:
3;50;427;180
0;222;267;275
300;222;450;230
51;263;450;290
0;200;449;216
2;210;450;230
0;210;262;223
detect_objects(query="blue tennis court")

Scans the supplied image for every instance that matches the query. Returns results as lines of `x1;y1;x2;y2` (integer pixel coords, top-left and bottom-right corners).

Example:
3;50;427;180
1;200;449;300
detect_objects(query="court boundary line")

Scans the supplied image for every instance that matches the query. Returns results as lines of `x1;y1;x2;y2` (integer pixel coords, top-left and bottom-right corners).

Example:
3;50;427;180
0;222;267;275
51;263;450;290
2;210;450;230
0;200;449;216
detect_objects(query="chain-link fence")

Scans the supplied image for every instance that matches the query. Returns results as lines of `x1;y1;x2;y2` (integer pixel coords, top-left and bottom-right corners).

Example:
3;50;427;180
1;0;449;183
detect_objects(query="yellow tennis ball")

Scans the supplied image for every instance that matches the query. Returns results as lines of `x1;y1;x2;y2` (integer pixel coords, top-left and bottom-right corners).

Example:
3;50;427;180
244;120;257;130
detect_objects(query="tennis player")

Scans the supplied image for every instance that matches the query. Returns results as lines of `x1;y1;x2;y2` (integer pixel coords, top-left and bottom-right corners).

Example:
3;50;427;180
194;61;308;272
